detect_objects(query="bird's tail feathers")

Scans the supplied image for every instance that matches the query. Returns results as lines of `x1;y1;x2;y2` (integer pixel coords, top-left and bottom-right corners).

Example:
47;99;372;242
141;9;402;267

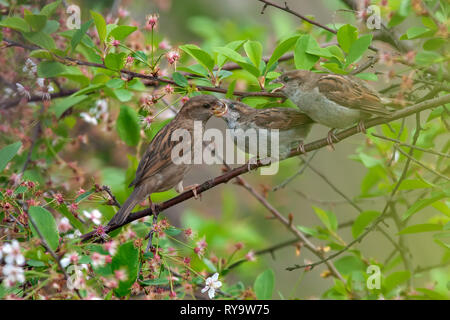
107;188;143;227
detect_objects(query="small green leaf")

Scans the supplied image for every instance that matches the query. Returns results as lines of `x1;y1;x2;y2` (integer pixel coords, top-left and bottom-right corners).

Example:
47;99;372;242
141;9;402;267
112;241;139;297
402;192;446;220
114;89;133;102
213;46;260;77
172;72;188;87
0;17;30;32
23;31;56;50
337;24;358;53
254;269;274;300
37;61;66;78
179;44;214;72
346;34;372;66
71;19;93;53
244;40;263;68
312;206;338;231
29;206;60;251
216;40;245;68
0;141;22;172
116;105;140;146
75;189;94;203
50;95;89;118
40;0;61;17
355;73;378;81
165;227;182;236
405;26;432;39
109;25;137;41
226;79;236;99
398;223;443;235
24;14;48;32
29;49;53;60
90;10;107;43
266;35;299;71
352;211;381;238
423;38;446;51
294;35;319;70
106;78;125;89
384;271;410;293
104;52;126;70
415;51;441;66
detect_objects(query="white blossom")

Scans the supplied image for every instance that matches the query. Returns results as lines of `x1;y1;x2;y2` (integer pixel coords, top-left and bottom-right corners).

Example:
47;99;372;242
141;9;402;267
2;240;25;266
201;273;222;299
83;209;102;225
2;265;25;287
16;83;31;99
80;112;98;125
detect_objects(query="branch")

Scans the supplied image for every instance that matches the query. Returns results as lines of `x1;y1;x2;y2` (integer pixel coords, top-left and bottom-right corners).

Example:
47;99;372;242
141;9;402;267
80;93;450;242
0;90;77;110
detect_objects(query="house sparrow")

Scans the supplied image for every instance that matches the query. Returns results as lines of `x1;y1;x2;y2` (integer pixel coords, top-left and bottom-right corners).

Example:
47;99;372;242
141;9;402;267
107;95;225;227
216;99;314;158
274;70;392;147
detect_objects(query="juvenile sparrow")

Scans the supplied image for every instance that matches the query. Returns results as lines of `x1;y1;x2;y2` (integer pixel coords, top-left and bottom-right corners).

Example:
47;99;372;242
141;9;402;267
274;70;392;146
216;99;314;158
107;95;225;227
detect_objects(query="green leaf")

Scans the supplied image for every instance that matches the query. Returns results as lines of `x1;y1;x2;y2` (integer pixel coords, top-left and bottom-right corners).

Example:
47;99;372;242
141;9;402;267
0;17;30;32
56;203;86;233
75;190;94;203
104;52;126;70
29;49;53;60
355;73;378;81
71;20;93;53
116;105;140;146
216;40;245;68
397;179;434;191
109;25;137;41
24;14;48;32
165;227;182;236
405;26;432;39
294;35;319;70
29;206;60;251
213;46;260;77
42;20;60;34
112;241;139;297
334;255;366;275
172;72;188;87
90;10;107;43
114;89;133;102
337;24;358;53
415;51;441;66
106;78;125;89
40;0;61;17
50;95;89;118
352;210;381;238
226;79;236;99
37;61;66;78
23;31;56;50
398;223;443;235
312;206;338;231
384;271;410;293
346;34;372;66
402;192;446;220
254;269;274;300
266;35;299;71
0;141;22;172
179;44;215;72
423;38;445;51
244;40;263;68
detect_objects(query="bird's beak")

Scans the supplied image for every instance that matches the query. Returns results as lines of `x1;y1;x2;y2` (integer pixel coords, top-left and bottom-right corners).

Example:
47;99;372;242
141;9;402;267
212;100;228;117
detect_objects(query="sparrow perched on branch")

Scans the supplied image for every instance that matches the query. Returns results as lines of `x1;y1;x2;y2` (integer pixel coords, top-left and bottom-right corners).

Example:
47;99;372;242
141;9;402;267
274;70;392;147
216;99;314;158
107;95;226;227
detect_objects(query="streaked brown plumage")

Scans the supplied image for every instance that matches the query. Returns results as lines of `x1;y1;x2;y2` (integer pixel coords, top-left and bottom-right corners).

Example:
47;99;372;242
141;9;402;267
217;99;314;158
275;70;392;146
107;95;225;227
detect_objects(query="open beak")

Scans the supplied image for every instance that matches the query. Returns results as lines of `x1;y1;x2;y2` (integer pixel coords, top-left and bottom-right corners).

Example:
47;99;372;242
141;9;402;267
212;100;228;117
271;83;285;93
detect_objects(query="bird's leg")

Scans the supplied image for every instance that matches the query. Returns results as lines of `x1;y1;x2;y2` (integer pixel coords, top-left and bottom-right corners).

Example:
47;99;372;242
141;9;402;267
183;184;201;200
145;198;159;253
326;129;339;150
296;140;307;154
357;120;367;134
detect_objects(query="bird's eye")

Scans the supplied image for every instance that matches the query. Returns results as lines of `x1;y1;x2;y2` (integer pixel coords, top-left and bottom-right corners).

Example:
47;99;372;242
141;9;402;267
203;103;210;108
282;76;290;82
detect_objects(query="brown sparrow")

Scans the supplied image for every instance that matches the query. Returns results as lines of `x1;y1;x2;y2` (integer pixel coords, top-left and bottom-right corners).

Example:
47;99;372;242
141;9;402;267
107;95;225;227
274;70;392;147
216;99;314;158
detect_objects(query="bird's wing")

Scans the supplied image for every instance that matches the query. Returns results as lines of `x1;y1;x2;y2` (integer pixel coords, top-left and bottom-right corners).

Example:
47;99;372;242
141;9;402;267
317;74;392;117
129;120;181;188
251;108;314;130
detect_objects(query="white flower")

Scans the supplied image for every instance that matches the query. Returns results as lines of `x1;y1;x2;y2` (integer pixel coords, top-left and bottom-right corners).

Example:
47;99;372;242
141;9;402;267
2;240;25;266
95;99;108;116
35;79;54;101
58;217;72;233
36;78;45;88
60;252;79;268
80;112;98;125
2;265;25;287
23;58;37;75
16;83;31;99
83;209;102;225
201;273;222;299
67;265;85;290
